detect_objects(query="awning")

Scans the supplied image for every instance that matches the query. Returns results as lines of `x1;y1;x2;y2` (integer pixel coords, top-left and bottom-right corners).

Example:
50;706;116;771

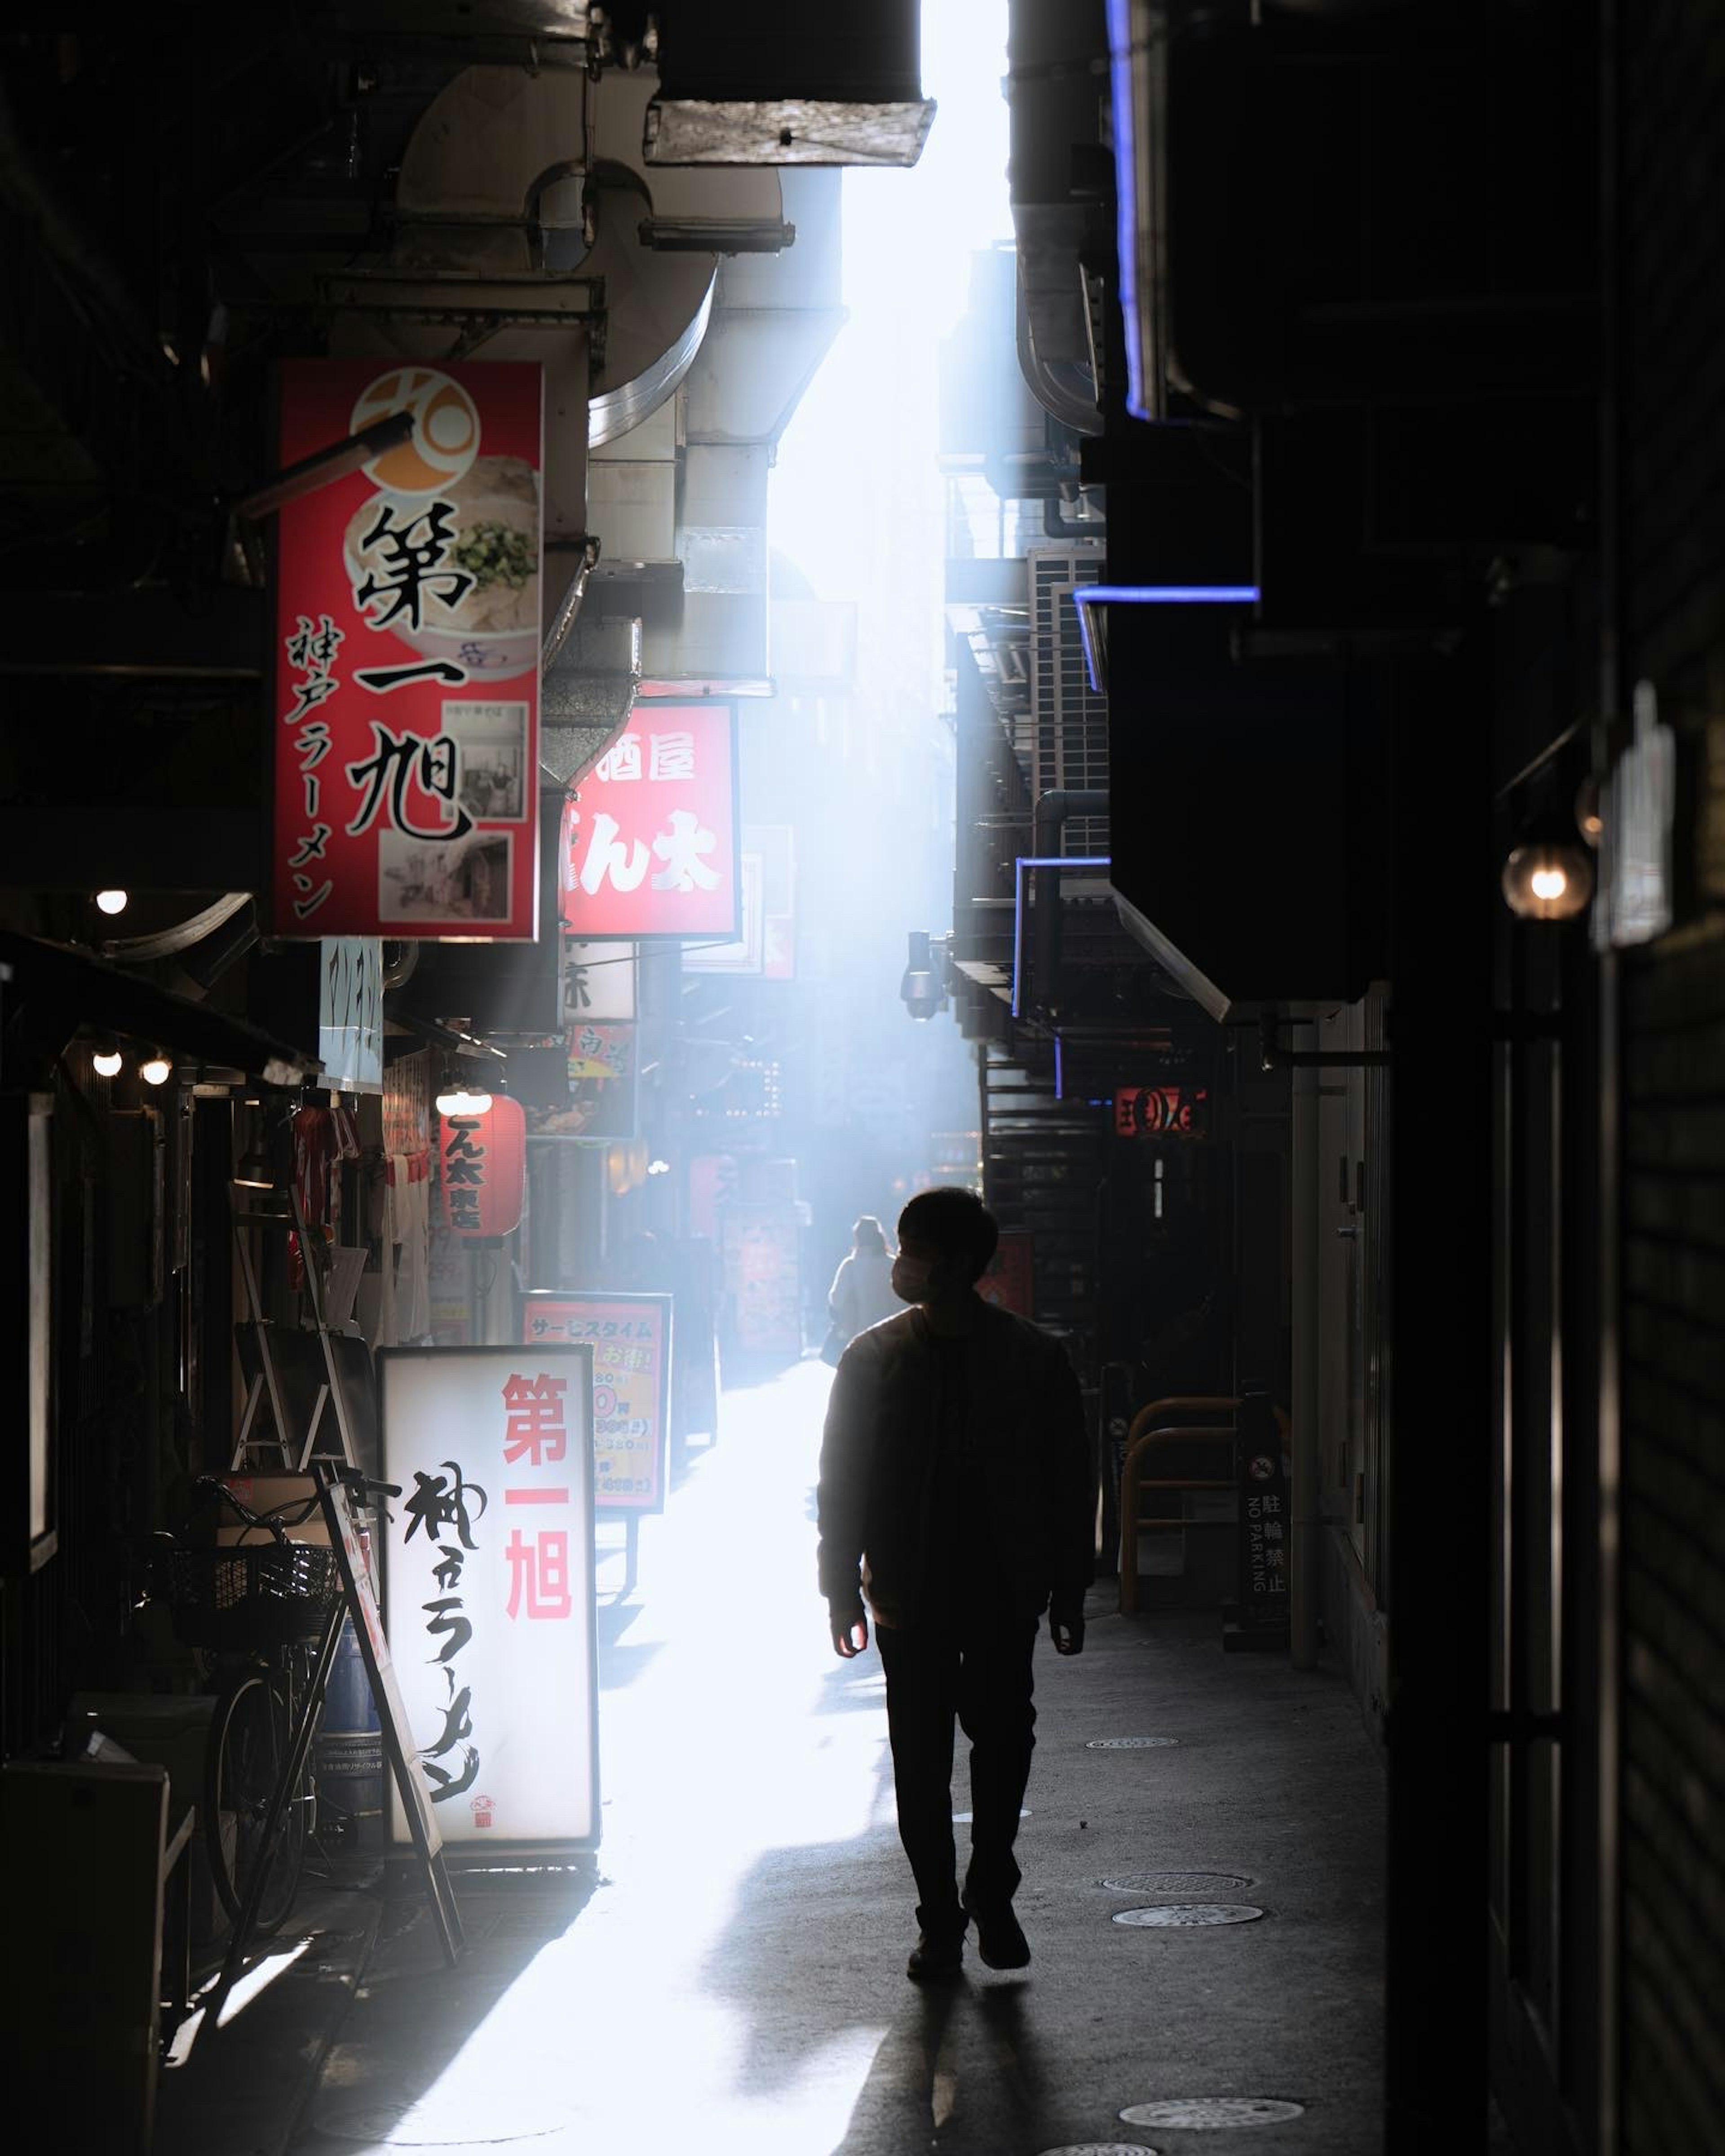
0;930;320;1086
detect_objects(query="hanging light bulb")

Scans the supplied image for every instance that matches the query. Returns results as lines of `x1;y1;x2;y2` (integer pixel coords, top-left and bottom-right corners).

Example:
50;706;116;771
91;1038;123;1078
138;1051;173;1087
94;889;129;916
435;1067;493;1116
1501;832;1595;922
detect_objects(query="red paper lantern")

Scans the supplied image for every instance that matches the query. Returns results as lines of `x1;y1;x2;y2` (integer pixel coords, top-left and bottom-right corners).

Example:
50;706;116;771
439;1092;526;1237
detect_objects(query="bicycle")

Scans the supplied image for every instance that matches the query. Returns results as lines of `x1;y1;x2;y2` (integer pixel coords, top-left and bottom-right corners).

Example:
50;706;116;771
155;1476;342;1937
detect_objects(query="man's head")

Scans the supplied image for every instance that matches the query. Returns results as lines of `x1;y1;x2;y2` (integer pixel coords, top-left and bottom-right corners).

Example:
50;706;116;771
892;1186;999;1305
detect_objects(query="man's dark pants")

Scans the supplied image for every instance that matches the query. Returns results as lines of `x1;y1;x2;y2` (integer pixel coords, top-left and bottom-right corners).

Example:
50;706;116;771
876;1599;1039;1936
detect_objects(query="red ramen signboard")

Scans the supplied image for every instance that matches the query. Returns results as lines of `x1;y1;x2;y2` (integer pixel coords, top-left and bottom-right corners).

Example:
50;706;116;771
559;702;740;941
269;361;544;941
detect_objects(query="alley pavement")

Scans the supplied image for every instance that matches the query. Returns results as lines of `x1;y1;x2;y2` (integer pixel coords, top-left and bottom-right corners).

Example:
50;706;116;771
157;1357;1385;2156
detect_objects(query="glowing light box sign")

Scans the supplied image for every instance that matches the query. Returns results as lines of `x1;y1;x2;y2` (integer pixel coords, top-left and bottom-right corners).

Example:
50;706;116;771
521;1293;672;1515
559;701;740;941
270;360;544;941
382;1345;599;1855
1114;1084;1210;1138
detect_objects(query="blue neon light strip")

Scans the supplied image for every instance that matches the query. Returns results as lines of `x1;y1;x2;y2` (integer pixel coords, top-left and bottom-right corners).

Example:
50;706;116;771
1106;0;1149;421
1072;585;1261;605
1071;584;1261;694
1012;855;1113;1021
1055;1033;1064;1101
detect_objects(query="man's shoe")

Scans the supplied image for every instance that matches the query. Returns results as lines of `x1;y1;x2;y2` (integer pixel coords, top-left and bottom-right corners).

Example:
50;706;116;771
906;1930;965;1982
963;1897;1030;1970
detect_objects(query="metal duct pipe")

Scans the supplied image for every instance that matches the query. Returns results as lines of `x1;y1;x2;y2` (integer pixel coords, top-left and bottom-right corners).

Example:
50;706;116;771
383;940;420;991
1043;491;1103;540
541;537;602;673
98;892;252;967
1030;788;1109;1017
1016;265;1103;437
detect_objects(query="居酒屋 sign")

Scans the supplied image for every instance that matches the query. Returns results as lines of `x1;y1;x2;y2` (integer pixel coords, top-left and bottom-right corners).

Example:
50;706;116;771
559;702;740;941
270;361;544;941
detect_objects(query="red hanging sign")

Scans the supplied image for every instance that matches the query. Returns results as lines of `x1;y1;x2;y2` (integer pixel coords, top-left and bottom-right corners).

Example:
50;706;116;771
269;359;544;941
439;1093;527;1237
1114;1085;1209;1139
559;702;740;940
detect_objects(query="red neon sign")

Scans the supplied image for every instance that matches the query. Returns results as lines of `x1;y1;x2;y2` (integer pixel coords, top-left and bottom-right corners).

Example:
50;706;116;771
1114;1085;1209;1139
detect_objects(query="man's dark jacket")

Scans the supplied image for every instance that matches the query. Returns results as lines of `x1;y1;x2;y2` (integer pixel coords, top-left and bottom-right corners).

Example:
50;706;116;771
816;1298;1095;1628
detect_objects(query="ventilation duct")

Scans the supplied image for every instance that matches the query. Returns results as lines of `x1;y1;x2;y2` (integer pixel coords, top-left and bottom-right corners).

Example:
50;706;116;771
329;63;786;541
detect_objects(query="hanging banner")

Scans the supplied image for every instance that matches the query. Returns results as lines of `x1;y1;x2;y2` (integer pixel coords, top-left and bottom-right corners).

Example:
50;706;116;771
559;702;740;941
720;1204;803;1356
438;1092;527;1237
521;1293;672;1514
270;360;544;941
563;941;637;1021
381;1345;599;1853
317;938;386;1092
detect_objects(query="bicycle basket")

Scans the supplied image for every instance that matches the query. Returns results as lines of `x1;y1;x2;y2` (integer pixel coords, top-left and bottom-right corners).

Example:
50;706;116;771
166;1542;340;1650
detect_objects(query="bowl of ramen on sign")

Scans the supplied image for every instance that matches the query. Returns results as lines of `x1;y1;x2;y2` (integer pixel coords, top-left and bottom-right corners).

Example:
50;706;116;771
344;455;542;682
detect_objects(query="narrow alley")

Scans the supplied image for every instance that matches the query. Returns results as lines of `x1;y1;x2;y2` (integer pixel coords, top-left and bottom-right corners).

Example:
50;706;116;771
160;1360;1383;2156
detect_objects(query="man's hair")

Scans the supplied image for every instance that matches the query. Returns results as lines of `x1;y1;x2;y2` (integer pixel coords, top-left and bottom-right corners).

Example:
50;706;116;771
852;1215;887;1254
896;1186;999;1284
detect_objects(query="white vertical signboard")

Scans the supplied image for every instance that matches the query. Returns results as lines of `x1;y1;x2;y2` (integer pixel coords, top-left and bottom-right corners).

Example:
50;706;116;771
381;1344;599;1854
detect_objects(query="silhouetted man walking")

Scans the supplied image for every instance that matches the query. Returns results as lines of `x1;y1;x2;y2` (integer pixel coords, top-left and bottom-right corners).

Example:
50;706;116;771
817;1187;1093;1979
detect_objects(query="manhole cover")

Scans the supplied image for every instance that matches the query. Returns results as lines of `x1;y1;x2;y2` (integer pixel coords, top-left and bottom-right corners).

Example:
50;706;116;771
953;1808;1030;1822
1038;2146;1159;2155
1112;1903;1265;1928
1099;1872;1252;1896
1119;2099;1305;2129
316;2097;575;2145
1087;1737;1178;1750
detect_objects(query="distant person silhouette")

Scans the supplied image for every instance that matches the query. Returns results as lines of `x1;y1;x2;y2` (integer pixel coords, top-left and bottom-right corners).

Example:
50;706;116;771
816;1186;1092;1980
827;1215;900;1346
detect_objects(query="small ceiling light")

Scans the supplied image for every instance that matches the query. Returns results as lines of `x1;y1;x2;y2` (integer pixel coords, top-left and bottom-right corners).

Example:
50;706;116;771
91;1038;123;1078
94;889;129;916
1502;831;1596;922
1575;774;1604;847
139;1051;173;1087
647;1158;671;1175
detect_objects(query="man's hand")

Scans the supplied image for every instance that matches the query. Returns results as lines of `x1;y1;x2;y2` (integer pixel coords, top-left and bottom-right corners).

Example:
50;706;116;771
1049;1594;1086;1656
830;1595;869;1658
